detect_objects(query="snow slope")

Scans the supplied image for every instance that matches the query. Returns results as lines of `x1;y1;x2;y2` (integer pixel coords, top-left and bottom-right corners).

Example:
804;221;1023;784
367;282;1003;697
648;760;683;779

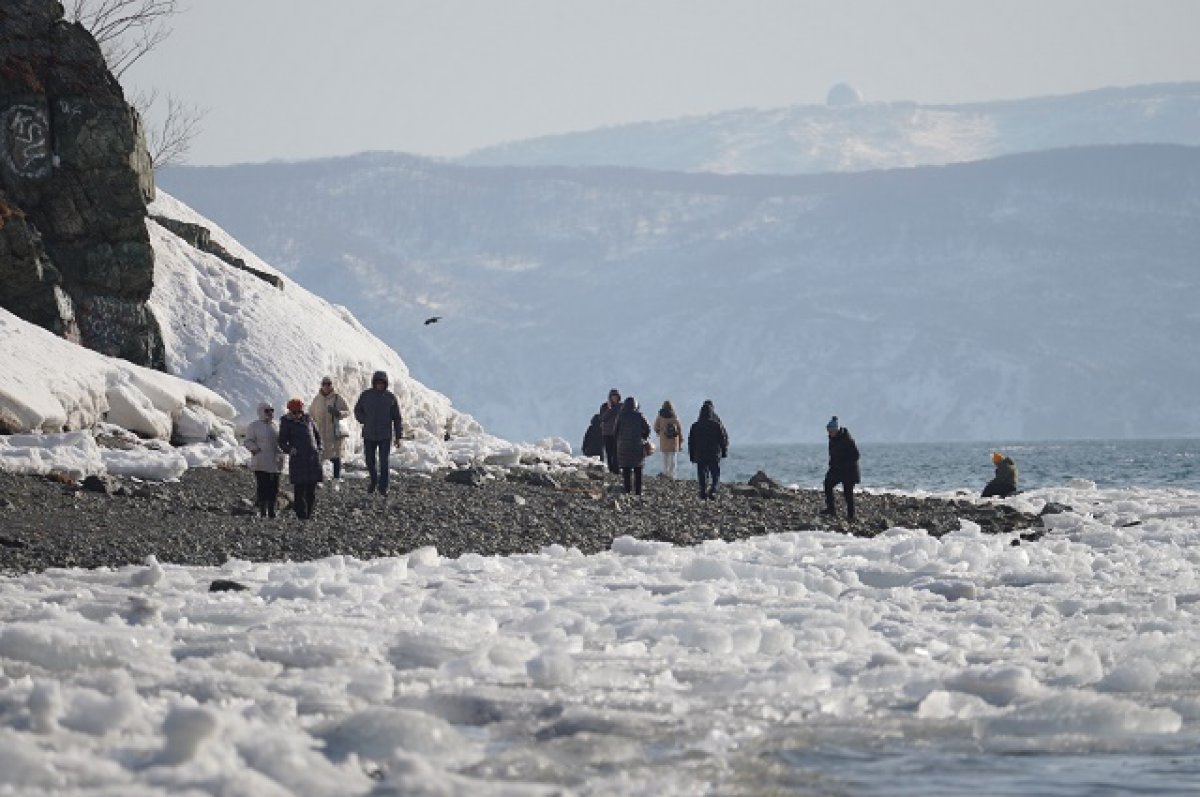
0;192;572;479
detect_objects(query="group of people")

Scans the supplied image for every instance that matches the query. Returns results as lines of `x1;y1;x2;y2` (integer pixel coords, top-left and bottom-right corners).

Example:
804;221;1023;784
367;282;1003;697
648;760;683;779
583;389;730;499
243;371;403;520
582;392;1018;519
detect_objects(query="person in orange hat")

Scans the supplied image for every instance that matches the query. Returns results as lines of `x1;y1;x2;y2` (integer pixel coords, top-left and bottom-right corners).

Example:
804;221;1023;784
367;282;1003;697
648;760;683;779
982;451;1018;498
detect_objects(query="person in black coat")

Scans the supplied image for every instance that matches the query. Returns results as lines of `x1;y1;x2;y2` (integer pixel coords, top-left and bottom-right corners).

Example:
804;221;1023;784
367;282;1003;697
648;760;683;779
688;401;729;500
278;398;324;520
612;397;651;495
598;389;622;474
821;415;860;521
581;413;604;460
982;451;1019;498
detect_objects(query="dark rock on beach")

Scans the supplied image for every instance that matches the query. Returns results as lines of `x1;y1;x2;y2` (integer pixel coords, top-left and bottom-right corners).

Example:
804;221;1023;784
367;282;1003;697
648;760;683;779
0;465;1044;575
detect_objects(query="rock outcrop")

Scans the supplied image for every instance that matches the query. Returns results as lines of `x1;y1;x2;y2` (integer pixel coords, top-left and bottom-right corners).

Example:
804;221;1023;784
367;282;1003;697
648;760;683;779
0;0;162;367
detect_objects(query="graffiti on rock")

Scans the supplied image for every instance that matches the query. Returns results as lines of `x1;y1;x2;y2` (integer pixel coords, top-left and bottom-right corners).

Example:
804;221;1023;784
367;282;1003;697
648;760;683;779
2;105;52;179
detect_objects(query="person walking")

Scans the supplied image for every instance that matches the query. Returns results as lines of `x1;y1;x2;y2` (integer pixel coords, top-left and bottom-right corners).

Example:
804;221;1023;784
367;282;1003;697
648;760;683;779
599;389;622;474
243;401;285;518
278;398;323;520
613;396;651;495
581;411;604;460
354;370;403;499
688;401;729;500
982;451;1019;498
821;416;860;522
653;400;683;479
309;375;351;485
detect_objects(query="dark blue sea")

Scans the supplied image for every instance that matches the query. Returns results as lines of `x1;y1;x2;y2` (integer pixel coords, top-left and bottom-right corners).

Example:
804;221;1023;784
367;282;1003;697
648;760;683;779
645;438;1200;493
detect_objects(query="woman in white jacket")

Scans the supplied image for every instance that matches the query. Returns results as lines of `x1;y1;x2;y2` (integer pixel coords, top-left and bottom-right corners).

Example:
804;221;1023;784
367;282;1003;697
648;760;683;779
309;376;351;483
244;401;285;518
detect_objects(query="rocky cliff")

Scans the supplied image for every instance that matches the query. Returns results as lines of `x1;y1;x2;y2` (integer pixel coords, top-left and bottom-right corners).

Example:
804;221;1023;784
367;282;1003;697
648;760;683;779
0;0;161;367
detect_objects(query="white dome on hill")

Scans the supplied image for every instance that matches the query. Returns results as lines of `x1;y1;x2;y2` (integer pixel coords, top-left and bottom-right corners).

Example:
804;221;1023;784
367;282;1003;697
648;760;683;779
826;82;863;107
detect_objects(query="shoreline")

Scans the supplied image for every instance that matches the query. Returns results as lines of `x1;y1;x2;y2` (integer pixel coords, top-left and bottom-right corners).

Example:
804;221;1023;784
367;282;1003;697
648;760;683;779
0;464;1045;575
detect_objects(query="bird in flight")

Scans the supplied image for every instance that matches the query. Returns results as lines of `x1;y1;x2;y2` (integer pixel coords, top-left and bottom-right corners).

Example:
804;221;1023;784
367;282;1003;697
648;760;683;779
424;316;442;326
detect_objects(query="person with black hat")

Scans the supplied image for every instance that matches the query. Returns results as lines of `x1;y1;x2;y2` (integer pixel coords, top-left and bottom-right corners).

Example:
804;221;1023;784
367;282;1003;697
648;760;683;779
821;416;860;522
353;370;403;499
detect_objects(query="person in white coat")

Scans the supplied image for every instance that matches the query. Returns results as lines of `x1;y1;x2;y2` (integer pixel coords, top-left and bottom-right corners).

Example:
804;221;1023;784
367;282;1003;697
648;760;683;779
243;401;286;518
309;376;351;483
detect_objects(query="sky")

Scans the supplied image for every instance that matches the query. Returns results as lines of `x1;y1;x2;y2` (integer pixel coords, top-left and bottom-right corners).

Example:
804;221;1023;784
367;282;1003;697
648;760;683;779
122;0;1200;166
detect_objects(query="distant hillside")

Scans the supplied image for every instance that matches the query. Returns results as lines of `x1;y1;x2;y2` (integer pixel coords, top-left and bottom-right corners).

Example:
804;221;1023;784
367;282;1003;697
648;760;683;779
460;83;1200;175
158;145;1200;444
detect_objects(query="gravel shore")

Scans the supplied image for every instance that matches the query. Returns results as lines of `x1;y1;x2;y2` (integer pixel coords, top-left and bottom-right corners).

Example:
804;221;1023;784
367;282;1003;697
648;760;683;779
0;464;1044;575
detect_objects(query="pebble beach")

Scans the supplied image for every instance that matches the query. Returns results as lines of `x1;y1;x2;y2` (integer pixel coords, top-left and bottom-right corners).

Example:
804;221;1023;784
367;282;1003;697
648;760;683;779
0;464;1044;574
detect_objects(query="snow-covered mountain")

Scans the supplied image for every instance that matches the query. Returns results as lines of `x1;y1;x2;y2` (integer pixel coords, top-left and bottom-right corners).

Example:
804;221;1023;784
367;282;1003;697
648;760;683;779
157;144;1200;444
461;83;1200;175
0;190;571;479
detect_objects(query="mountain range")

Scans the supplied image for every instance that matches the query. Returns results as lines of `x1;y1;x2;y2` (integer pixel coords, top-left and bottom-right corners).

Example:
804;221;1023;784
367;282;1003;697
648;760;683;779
158;138;1200;444
461;82;1200;175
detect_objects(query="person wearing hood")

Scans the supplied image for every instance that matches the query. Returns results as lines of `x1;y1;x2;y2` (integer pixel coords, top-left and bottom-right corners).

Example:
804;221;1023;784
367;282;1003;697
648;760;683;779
688;400;729;500
821;416;860;522
598;389;623;474
653;400;683;479
278;398;324;520
613;396;651;495
243;401;285;518
581;412;604;459
354;370;403;499
310;376;351;484
982;451;1018;498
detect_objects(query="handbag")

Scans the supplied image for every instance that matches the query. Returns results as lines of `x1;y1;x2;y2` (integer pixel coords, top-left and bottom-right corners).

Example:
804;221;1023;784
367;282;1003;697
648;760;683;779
643;440;654;456
334;417;351;439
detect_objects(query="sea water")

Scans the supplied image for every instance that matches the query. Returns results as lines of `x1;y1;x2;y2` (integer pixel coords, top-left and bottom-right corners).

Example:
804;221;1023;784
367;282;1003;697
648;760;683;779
649;438;1200;493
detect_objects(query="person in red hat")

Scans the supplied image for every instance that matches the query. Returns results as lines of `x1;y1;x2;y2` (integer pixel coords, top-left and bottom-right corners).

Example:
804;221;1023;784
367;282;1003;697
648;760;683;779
278;397;323;519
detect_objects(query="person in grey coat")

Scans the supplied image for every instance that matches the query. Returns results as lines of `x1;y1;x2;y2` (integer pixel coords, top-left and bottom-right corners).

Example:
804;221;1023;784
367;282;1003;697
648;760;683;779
243;401;285;518
278;398;323;520
353;370;403;498
613;396;651;495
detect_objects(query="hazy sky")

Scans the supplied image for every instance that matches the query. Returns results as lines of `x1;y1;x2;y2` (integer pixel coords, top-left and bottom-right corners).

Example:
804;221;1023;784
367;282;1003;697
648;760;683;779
124;0;1200;166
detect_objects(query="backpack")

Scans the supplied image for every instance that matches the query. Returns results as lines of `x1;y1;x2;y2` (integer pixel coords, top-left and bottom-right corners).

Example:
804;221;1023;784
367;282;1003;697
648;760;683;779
664;420;679;440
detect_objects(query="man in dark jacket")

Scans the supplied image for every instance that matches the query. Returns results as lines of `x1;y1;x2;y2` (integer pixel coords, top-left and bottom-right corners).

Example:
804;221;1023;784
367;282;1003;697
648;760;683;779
353;370;403;499
688;401;729;500
598;389;622;474
821;416;860;521
982;451;1018;498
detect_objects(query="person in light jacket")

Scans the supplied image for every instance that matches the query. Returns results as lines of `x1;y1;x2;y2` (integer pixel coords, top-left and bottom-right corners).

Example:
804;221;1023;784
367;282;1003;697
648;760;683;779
243;401;285;518
310;375;351;483
821;416;860;522
278;398;324;520
353;370;403;498
613;396;651;495
653;400;683;479
688;401;729;500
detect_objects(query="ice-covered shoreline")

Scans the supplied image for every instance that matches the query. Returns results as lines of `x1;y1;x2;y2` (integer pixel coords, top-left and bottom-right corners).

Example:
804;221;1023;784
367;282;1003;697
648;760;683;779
0;480;1197;795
